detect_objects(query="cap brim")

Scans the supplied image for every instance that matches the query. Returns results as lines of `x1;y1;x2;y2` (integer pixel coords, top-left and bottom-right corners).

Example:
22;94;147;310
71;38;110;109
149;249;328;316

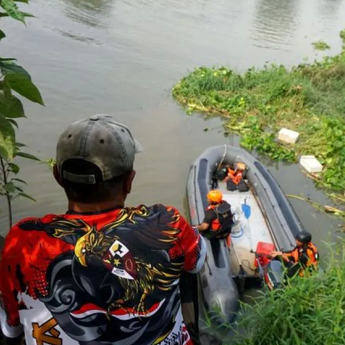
134;139;143;153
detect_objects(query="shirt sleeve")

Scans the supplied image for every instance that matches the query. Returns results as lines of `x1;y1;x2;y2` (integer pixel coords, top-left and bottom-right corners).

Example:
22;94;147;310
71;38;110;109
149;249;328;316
171;209;206;274
202;209;217;225
0;226;24;337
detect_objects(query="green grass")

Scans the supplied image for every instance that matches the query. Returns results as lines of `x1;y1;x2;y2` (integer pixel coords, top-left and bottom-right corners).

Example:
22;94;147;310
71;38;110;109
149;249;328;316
312;40;331;50
172;32;345;191
202;242;345;345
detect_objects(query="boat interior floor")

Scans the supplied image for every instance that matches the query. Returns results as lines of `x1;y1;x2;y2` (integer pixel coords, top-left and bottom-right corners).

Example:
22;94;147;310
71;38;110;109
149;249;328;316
216;180;275;276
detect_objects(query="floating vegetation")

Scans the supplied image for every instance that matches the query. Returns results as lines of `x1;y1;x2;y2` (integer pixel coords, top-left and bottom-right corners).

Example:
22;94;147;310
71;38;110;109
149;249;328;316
312;40;331;50
172;30;345;192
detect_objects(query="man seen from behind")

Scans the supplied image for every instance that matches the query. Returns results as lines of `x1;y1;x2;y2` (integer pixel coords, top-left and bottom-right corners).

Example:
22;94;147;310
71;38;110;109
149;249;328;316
0;115;206;345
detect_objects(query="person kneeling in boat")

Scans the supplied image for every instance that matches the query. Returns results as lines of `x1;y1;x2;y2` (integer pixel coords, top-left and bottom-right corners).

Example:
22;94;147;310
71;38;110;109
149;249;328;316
270;231;319;278
216;162;249;192
197;190;234;240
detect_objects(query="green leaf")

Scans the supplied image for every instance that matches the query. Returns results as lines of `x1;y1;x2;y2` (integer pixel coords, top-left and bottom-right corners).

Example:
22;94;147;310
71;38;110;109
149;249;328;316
0;30;5;40
0;0;25;23
20;11;34;18
4;74;44;105
14;185;23;192
8;162;19;174
1;80;12;99
11;177;26;184
7;119;18;128
0;61;31;79
14;0;28;3
0;114;15;159
0;12;9;17
0;58;17;62
0;92;25;118
18;192;35;202
16;151;40;161
4;182;15;193
15;142;25;148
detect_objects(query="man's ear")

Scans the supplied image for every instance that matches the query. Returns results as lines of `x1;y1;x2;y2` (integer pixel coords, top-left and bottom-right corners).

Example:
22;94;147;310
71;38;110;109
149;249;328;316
53;164;64;188
124;170;136;194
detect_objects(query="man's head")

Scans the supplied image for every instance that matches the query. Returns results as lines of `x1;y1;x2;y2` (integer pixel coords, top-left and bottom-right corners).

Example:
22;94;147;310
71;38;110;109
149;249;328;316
295;231;312;247
53;115;142;205
207;190;223;205
235;162;246;171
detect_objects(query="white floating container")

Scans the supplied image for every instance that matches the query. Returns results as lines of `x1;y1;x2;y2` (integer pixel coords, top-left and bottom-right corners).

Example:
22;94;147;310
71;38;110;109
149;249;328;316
277;128;300;144
300;155;323;173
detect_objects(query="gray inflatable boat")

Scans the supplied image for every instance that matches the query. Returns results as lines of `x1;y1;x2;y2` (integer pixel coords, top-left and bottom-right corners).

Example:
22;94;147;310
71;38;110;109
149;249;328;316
187;145;305;322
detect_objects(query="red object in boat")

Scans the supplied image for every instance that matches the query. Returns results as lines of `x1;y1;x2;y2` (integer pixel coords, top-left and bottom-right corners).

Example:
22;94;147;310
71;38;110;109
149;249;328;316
254;242;275;267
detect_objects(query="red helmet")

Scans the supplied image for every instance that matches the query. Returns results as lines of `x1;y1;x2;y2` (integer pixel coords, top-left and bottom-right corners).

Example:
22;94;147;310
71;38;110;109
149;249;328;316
207;190;223;203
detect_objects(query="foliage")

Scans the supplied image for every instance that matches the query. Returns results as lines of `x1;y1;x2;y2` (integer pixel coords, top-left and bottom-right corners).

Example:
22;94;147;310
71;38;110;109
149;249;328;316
172;32;345;191
340;29;345;42
234;242;345;345
200;241;345;345
312;40;331;51
0;0;43;227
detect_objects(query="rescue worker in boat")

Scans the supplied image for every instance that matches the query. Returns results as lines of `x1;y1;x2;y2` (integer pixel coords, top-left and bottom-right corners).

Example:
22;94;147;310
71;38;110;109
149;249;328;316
197;190;234;240
270;231;319;278
216;162;249;192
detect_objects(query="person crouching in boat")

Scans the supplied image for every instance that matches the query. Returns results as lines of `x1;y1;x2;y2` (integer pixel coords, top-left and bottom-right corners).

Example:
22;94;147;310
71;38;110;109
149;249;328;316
216;162;249;192
270;231;319;278
197;190;234;240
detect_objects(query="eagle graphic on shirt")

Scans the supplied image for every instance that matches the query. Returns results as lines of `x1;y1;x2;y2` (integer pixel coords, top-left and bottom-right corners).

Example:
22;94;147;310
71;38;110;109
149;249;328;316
0;205;199;345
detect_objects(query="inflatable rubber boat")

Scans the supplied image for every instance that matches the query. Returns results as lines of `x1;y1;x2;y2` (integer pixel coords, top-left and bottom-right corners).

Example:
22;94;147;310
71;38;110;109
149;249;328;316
187;145;305;322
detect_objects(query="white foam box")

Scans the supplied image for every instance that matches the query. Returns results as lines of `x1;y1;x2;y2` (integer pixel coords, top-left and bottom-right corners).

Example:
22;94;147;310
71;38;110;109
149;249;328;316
277;128;300;144
299;155;323;173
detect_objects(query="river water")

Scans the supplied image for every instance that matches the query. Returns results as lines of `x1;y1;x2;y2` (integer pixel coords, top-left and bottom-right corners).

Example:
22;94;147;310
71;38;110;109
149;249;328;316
1;0;345;253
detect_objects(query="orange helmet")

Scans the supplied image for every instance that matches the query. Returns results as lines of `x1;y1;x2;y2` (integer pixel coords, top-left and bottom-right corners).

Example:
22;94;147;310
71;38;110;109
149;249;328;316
207;190;223;203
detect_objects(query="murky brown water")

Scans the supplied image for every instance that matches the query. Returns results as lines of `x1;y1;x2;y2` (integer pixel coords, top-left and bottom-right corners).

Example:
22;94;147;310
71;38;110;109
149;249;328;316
1;0;345;256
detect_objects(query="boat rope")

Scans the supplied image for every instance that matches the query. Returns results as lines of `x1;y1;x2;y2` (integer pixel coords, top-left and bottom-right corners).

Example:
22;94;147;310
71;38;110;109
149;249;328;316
216;144;227;170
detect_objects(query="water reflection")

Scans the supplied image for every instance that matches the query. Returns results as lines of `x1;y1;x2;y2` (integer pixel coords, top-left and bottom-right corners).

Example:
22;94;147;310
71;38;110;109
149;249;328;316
317;0;344;22
61;0;116;28
251;0;300;49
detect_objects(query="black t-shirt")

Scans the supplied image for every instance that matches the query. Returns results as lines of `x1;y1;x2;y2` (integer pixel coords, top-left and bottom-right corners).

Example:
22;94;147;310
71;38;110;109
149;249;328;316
203;209;217;224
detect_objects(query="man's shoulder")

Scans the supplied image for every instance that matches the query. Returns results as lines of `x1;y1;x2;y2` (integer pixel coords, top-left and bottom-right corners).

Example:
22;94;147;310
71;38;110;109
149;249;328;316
12;213;63;231
139;204;183;217
204;208;216;216
3;214;64;248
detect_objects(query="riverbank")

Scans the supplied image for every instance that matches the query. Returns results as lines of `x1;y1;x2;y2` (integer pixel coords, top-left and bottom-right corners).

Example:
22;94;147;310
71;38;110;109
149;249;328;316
230;242;345;345
172;31;345;193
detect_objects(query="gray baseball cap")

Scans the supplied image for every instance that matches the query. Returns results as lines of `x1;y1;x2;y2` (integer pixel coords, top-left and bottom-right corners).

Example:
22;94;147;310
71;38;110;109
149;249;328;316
56;114;142;184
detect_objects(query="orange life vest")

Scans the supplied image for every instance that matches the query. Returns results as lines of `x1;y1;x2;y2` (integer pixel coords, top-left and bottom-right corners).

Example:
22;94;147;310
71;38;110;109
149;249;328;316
287;242;319;276
226;168;243;185
206;204;221;231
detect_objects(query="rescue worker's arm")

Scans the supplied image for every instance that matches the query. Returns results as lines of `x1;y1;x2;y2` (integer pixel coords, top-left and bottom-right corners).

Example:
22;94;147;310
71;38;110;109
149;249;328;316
196;223;209;231
223;168;235;182
270;250;292;263
196;209;216;232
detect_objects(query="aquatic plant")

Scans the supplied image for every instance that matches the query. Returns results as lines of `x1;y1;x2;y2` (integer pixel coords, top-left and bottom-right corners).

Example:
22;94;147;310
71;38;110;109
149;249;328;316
312;40;331;50
172;32;345;192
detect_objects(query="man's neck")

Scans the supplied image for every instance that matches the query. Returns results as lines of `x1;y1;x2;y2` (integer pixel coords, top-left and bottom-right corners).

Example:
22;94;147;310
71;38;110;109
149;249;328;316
68;200;125;213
